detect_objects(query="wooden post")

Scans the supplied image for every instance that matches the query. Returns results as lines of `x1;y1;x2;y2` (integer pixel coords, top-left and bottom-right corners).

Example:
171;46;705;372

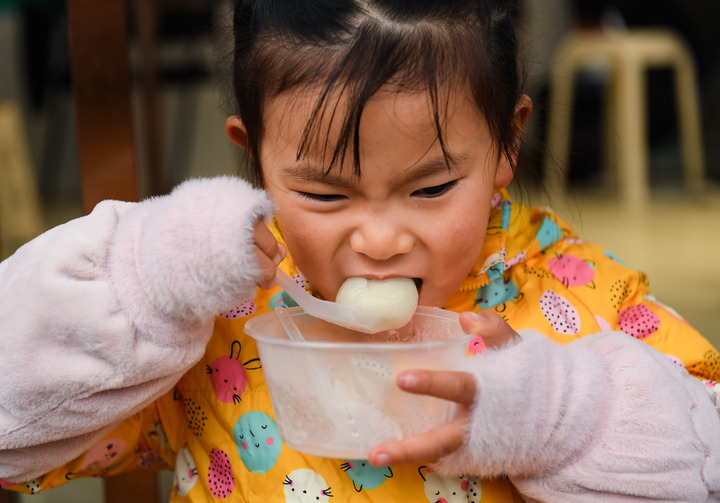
65;0;159;500
66;0;139;214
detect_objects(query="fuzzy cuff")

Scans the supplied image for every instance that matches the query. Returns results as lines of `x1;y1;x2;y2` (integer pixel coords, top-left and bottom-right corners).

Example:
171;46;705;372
110;176;274;333
433;331;720;500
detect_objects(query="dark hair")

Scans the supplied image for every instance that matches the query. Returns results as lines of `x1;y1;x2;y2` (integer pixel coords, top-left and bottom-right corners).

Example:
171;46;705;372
231;0;524;186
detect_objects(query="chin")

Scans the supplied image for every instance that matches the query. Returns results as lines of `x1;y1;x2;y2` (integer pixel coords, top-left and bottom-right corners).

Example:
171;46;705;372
418;277;464;308
417;287;447;308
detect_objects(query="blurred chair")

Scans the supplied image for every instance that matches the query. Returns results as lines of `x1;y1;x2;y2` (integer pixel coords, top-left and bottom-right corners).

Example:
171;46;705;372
543;28;705;209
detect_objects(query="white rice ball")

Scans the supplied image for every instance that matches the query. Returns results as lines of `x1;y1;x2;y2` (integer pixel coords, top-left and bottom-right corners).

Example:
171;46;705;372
335;277;418;331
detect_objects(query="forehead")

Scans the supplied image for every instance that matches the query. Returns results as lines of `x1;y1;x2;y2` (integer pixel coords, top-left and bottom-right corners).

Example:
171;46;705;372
265;87;440;138
261;84;490;170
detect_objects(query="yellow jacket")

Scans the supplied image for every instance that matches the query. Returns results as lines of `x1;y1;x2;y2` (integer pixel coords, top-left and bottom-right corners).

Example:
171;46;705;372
3;186;718;501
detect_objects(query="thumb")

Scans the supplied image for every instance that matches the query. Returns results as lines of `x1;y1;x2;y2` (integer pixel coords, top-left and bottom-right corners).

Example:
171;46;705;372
459;311;520;349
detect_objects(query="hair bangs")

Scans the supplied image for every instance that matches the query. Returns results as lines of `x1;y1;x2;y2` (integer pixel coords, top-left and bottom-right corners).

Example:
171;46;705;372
233;0;522;184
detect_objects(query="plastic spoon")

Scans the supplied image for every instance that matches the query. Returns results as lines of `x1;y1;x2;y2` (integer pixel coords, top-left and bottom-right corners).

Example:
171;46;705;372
274;270;394;334
275;306;305;341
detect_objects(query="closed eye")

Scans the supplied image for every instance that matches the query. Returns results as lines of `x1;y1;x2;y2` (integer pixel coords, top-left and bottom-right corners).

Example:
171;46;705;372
297;192;346;202
412;180;458;198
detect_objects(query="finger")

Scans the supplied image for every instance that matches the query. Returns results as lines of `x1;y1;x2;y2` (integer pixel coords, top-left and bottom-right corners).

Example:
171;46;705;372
459;311;519;349
254;251;279;290
252;221;286;289
368;417;466;466
252;220;285;265
395;370;476;405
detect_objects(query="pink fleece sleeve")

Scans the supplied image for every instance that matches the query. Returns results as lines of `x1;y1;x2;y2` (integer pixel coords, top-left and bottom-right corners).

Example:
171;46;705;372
433;330;720;501
0;176;273;482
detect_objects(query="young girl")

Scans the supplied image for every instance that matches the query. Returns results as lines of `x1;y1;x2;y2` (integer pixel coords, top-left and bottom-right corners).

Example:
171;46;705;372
2;0;720;501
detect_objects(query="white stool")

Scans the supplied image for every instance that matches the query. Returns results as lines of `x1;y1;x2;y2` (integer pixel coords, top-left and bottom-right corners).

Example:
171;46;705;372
543;28;705;209
0;101;44;259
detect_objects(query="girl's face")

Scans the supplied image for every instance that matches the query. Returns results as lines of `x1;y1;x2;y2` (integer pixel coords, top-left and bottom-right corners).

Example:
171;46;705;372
228;87;529;307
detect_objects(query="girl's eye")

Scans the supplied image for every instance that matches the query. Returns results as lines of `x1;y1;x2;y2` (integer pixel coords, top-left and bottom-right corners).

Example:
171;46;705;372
412;180;458;198
298;192;346;202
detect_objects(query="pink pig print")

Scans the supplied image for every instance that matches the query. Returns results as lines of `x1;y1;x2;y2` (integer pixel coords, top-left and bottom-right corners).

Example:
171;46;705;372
207;340;262;404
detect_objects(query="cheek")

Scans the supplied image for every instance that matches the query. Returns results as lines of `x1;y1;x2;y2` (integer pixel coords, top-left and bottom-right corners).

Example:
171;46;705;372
435;202;489;255
274;209;337;270
277;217;319;259
444;219;487;262
427;203;491;287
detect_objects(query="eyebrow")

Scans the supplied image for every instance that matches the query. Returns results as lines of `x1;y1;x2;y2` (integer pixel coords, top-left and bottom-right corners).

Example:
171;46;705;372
280;165;356;188
405;153;466;178
281;148;470;187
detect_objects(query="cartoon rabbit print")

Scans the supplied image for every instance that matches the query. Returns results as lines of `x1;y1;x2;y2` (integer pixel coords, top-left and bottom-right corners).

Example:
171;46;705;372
206;340;261;404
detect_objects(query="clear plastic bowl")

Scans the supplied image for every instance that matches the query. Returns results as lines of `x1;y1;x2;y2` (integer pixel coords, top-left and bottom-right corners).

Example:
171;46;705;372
244;306;473;459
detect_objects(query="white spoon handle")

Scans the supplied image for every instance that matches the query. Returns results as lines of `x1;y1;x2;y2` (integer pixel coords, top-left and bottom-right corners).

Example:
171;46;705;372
274;270;387;333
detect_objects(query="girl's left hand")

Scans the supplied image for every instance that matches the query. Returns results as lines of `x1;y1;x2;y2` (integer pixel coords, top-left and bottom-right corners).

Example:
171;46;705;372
368;311;518;466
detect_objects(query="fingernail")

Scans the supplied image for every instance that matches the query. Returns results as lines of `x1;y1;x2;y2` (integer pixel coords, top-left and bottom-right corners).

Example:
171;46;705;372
273;253;283;266
398;373;417;388
469;312;485;322
373;452;390;466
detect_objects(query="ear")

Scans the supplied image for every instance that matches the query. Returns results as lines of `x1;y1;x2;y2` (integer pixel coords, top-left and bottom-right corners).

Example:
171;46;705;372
225;115;248;150
494;94;533;189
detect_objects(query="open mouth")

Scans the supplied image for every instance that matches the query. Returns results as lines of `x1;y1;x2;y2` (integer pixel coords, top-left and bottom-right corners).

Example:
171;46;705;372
413;278;423;297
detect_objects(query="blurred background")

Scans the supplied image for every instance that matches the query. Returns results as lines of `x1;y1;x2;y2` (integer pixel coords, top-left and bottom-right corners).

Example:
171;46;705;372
0;0;719;501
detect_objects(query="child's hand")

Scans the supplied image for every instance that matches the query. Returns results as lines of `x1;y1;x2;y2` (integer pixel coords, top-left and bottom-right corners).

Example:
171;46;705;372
368;312;518;466
253;220;286;289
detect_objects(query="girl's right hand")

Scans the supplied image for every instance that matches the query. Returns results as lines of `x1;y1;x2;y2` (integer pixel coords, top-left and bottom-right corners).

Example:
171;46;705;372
253;220;286;289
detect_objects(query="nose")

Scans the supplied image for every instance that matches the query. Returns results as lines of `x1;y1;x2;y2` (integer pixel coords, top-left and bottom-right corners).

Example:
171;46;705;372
349;214;414;260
